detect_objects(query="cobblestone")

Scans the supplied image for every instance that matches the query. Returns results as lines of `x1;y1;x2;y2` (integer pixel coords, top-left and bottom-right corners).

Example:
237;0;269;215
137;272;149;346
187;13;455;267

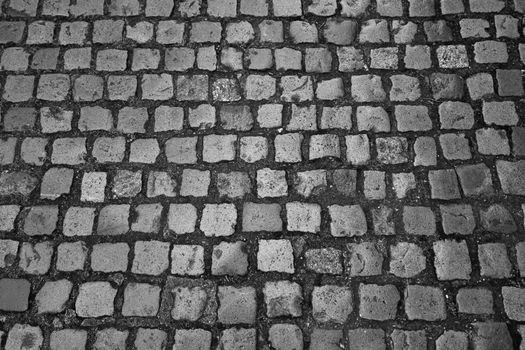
0;2;524;347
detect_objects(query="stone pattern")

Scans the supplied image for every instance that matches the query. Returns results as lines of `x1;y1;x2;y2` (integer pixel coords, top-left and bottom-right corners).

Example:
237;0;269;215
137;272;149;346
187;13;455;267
0;0;525;349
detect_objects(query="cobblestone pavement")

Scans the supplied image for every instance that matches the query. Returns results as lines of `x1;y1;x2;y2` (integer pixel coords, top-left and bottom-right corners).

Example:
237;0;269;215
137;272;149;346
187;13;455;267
0;0;525;349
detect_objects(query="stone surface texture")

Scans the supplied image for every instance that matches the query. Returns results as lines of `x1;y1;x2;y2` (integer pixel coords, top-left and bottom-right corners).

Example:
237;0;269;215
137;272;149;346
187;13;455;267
0;0;524;349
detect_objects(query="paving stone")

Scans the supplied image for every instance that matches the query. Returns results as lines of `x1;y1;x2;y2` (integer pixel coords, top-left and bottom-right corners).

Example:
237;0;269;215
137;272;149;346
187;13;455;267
329;204;366;237
173;329;211;350
478;243;512;278
430;73;464;100
91;243;129;273
376;0;403;15
496;69;524;96
171;245;204;275
1;47;29;71
359;284;399;320
470;0;505;12
57;242;87;271
0;21;25;43
403;206;435;235
323;19;356;46
346;242;383;276
177;0;201;15
495;15;520;38
376;137;408;164
0;239;18;267
440;204;475;235
50;329;88;350
264;281;302;317
392;20;418;43
471;322;512;350
213;241;248;275
3;75;34;102
241;0;268;15
247;49;273;70
180;169;210;197
474;40;508;63
364;170;386;199
81;172;107;202
316;78;344;100
280;76;314;102
309;329;343;350
293;170;327;197
240;136;268;163
131;204;163;233
344;330;386;350
0;279;30;311
483;101;518;126
395;105;432;132
428;169;461;200
337;46;364;72
405;285;445;321
391;330;427;350
321;106;352;130
329;169;357;197
63;207;95;236
351;75;386;102
513;127;525;156
218;328;256;350
200;203;237;237
142;74;173;100
166;277;217;323
36;279;72;314
346;134;370;165
97;204;130;235
390;75;420;101
127;21;154;43
218;286;257;324
0;205;19;230
404;45;431;69
225;21;255;44
370;47;398;69
73;75;104;102
268;324;303;350
258;239;294;273
433;240;471;280
456;288;493;314
305;248;342;274
408;0;435;16
439;102;475;129
96;49;128;72
93;328;128;350
288;105;317;131
93;20;124;43
122;283;161;317
439;133;471;160
424;21;453;42
216;172;251;199
135;329;167;350
435;331;468;350
75;282;117;317
203;135;237;163
287;202;321;233
312;285;352;323
132;240;170;275
392;173;416;199
480;204;517;233
5;325;43;350
390;242;426;278
64;48;91;70
242;202;282;232
460;18;490;38
456;163;494;196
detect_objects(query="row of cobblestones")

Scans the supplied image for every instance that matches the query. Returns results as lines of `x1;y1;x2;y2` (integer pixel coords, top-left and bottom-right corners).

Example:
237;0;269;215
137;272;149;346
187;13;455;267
1;0;525;349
